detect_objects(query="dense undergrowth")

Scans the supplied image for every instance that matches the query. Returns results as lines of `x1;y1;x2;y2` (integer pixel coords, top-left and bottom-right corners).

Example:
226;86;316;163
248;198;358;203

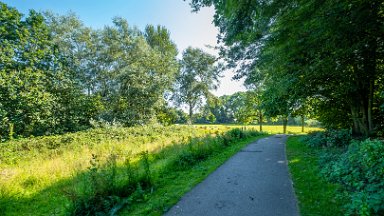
300;131;384;216
0;124;266;215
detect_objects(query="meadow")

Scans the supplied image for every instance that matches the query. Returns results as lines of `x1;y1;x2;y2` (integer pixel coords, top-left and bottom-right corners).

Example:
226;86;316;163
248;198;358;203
0;124;320;215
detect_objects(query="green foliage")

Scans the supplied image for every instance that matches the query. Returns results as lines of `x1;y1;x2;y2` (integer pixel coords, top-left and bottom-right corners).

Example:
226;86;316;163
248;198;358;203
325;129;352;148
67;154;118;215
173;47;221;123
286;136;346;215
303;129;351;148
302;131;327;148
197;90;265;125
0;2;180;138
190;0;384;136
155;106;179;126
321;139;384;215
173;129;263;170
63;127;264;215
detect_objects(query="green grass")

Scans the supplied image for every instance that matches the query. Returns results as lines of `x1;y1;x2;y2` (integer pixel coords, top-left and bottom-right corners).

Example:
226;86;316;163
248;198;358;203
286;136;346;216
0;124;322;215
192;124;322;135
119;135;267;215
0;125;266;215
0;125;211;215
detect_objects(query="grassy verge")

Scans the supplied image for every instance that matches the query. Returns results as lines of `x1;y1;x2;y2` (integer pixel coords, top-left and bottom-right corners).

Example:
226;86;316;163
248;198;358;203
120;134;267;215
286;136;346;216
0;125;266;215
193;124;322;134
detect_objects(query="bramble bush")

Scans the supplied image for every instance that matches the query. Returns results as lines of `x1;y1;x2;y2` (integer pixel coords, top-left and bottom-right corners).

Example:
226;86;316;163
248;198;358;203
320;139;384;215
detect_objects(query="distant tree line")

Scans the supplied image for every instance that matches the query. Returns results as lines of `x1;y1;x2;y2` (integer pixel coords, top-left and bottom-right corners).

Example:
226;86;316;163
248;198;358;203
186;91;319;130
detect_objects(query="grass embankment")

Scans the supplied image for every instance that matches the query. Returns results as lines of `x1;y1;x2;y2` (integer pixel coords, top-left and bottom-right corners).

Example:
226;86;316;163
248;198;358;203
0;124;265;215
286;136;346;216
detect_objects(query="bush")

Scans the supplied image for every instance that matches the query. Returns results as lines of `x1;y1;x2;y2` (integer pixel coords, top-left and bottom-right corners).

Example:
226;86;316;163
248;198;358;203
302;131;327;147
325;129;351;147
303;129;351;148
321;139;384;215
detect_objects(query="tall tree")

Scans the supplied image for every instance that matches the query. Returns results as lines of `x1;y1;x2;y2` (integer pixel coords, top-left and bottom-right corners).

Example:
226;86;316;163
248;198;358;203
190;0;384;136
0;2;181;137
0;4;55;136
174;47;220;123
98;18;179;126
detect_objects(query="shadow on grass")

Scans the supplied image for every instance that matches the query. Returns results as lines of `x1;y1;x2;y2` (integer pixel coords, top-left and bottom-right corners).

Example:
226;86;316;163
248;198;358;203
1;129;265;215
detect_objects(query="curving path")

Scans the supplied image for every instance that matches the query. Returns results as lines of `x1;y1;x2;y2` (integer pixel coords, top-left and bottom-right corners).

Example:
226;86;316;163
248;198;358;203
165;135;300;216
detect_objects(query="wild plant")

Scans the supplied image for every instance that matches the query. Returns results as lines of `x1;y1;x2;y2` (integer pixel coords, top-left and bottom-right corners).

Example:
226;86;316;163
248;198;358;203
8;122;14;140
139;151;152;188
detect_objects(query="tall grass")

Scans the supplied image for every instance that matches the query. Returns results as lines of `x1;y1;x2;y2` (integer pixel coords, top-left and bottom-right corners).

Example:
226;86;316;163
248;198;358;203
192;124;322;134
0;124;266;215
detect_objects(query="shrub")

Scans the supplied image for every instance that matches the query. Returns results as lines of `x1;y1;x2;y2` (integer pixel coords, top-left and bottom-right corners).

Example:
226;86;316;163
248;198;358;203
67;154;120;215
321;139;384;215
301;131;327;147
303;129;351;148
325;129;351;147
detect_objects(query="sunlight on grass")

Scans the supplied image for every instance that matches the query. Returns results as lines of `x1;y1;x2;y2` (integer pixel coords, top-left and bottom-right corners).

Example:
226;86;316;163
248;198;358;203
0;125;265;215
0;124;321;215
286;136;346;216
289;158;300;164
193;124;322;135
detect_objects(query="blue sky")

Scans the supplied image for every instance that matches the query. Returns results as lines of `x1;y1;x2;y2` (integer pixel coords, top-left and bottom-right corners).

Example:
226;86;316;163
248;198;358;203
2;0;245;96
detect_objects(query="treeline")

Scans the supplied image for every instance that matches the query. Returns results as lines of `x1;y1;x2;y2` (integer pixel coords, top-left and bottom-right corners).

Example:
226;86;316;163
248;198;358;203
190;91;319;128
191;0;384;136
0;2;221;138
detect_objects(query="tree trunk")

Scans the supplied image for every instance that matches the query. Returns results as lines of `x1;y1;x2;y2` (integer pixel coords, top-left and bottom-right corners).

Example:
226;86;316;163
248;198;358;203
368;79;374;133
283;116;288;134
350;102;369;137
188;103;193;125
361;102;369;136
350;107;360;135
301;115;305;133
365;1;378;135
259;111;263;132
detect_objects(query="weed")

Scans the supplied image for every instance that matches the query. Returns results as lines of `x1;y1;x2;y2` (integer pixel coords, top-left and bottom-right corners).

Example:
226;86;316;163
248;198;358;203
140;151;152;188
9;123;14;140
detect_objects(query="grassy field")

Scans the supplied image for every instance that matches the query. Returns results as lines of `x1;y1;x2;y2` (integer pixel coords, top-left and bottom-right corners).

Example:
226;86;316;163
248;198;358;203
192;124;322;135
0;124;271;215
1;125;203;215
0;124;321;215
286;136;346;216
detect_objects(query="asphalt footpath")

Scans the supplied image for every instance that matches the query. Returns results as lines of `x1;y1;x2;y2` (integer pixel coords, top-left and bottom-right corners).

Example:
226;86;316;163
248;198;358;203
164;135;300;216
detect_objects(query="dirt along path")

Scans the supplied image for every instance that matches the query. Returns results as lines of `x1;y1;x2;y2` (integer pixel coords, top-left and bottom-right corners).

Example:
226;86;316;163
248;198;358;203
164;135;300;216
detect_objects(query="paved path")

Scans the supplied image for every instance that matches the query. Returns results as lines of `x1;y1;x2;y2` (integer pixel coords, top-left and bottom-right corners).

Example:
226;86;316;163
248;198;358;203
165;135;299;216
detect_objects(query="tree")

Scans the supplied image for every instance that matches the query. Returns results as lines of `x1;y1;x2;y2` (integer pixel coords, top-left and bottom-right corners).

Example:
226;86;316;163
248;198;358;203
0;4;55;136
189;0;384;136
0;2;181;137
290;98;316;133
45;12;101;133
173;47;221;124
245;90;264;131
97;18;179;126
